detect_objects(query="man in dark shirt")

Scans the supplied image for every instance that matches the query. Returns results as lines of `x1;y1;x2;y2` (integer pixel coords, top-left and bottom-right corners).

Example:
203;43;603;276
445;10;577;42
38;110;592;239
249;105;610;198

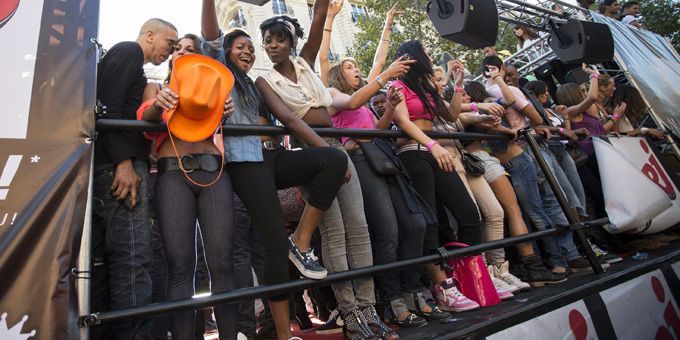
91;18;177;340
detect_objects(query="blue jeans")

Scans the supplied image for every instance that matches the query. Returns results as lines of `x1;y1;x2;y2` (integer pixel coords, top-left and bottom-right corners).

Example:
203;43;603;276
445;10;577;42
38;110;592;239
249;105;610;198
91;160;152;339
155;166;238;339
350;152;426;302
504;152;578;268
546;143;587;216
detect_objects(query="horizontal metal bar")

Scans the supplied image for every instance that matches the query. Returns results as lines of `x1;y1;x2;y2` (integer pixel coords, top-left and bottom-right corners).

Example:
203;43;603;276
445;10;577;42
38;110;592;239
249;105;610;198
83;228;561;326
94;119;512;141
502;0;568;18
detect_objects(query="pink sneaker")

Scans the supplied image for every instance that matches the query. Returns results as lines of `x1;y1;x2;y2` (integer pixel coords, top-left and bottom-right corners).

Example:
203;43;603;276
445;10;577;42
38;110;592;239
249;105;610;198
434;278;480;312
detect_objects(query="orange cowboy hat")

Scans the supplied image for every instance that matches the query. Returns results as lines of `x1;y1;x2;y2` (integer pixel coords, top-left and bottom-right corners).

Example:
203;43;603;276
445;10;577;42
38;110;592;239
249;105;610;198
167;54;234;142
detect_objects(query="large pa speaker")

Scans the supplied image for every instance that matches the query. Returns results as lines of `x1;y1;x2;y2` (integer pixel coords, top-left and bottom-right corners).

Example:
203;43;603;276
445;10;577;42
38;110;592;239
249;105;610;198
549;20;614;64
426;0;498;49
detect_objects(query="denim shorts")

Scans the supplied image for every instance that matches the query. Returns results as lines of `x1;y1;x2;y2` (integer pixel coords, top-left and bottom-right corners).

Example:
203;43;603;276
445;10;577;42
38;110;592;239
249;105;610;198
472;150;508;184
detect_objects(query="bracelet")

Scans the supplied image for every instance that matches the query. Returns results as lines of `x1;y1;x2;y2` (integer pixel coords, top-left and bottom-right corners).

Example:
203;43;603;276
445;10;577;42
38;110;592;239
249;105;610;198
589;74;600;79
426;140;438;152
152;100;162;111
324;28;332;32
612;113;621;120
375;75;386;87
558;127;565;134
381;39;390;43
454;86;464;93
493;75;502;80
641;127;650;134
470;102;479;113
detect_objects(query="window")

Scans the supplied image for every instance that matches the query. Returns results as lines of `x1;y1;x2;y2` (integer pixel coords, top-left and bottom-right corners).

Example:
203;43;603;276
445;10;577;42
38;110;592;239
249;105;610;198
229;8;247;28
350;4;367;23
272;0;288;15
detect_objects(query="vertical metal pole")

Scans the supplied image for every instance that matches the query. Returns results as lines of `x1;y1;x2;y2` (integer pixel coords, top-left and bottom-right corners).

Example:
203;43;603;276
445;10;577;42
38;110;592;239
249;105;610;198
78;149;94;340
521;129;605;274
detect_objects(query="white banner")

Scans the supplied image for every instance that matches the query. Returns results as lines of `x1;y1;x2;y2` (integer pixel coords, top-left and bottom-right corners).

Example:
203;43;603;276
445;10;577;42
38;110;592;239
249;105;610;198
488;300;598;340
593;137;672;234
0;0;45;139
600;270;680;340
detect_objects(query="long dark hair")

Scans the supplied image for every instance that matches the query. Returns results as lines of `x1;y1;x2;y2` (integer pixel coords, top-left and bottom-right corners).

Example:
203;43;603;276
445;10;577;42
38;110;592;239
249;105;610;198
464;81;492;103
394;40;449;121
223;29;268;118
608;84;646;126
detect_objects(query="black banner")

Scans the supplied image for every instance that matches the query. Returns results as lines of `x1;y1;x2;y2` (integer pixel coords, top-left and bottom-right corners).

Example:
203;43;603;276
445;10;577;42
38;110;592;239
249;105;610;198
0;0;98;338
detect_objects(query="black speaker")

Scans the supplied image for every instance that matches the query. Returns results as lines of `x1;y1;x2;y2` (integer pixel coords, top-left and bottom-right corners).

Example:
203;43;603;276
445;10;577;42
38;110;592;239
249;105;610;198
549;20;614;64
426;0;498;49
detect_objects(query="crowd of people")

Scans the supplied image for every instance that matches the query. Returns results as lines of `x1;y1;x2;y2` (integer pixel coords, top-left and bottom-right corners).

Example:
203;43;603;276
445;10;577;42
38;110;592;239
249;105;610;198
91;0;670;339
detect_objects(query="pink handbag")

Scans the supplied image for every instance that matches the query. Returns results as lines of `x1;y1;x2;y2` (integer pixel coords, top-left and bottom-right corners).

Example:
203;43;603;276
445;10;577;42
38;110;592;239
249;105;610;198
442;242;501;307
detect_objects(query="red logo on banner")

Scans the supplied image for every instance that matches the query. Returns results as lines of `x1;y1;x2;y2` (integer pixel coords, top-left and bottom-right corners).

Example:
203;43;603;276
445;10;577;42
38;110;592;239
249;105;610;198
639;140;676;199
652;276;680;340
0;0;20;28
569;309;588;340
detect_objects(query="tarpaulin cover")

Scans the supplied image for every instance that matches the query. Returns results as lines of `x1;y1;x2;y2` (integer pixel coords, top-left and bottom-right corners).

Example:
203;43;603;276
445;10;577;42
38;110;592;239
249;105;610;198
0;0;98;338
590;12;680;137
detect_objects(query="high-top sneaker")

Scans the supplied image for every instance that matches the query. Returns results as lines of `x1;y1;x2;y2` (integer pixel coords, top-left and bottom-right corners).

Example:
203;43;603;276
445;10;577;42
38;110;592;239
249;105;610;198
492;261;531;292
486;265;516;299
433;278;480;312
520;255;567;287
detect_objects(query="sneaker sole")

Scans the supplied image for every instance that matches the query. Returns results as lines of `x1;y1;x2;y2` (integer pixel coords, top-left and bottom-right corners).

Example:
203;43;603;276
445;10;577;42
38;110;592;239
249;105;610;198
529;277;568;287
315;327;343;335
438;304;480;312
288;252;327;280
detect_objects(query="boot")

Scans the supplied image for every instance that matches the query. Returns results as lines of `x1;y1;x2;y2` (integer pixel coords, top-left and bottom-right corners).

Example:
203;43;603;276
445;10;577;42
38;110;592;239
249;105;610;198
360;306;399;340
520;255;567;287
343;310;378;340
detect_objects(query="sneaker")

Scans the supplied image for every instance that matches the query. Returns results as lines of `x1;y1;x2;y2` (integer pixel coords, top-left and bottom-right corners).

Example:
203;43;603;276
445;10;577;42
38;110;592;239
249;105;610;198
388;312;427;328
287;235;327;280
520;255;567;287
567;257;594;273
492;261;531;292
590;242;623;264
316;309;343;335
491;276;515;300
434;278;480;312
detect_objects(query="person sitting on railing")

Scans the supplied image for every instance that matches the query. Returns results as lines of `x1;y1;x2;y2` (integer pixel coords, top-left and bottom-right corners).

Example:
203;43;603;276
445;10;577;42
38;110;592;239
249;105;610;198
92;18;178;340
325;32;450;330
202;0;351;338
136;52;238;338
460;80;568;286
388;40;484;313
513;25;544;63
606;84;665;139
433;62;529;297
481;55;593;276
255;1;414;337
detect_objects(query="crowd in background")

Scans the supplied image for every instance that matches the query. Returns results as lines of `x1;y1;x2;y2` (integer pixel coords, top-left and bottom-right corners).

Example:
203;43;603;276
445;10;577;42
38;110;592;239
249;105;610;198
90;0;672;339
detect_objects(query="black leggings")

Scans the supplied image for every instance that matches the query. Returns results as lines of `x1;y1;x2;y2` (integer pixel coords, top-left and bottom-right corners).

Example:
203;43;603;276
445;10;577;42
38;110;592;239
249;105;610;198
227;147;346;300
399;150;482;252
578;155;606;219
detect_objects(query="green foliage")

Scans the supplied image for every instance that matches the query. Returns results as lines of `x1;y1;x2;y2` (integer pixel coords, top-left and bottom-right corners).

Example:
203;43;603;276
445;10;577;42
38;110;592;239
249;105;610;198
637;0;680;51
348;0;518;75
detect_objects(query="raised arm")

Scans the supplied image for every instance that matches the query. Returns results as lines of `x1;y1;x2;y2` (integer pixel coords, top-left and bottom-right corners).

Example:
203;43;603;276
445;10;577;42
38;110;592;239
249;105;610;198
319;0;343;86
366;5;401;83
446;60;465;121
488;65;516;107
300;0;330;67
202;0;220;41
328;58;415;113
255;77;329;147
565;64;600;119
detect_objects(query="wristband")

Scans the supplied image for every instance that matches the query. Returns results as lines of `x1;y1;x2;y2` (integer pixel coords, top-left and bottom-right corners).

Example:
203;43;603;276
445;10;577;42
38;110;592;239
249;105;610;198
641;127;650;134
589;74;600;79
454;86;464;93
612;114;621;120
425;140;438;152
558;127;564;134
470;102;479;113
375;75;386;87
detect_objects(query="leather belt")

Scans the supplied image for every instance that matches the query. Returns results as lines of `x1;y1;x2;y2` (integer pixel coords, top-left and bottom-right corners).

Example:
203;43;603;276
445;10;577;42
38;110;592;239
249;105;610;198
157;154;222;174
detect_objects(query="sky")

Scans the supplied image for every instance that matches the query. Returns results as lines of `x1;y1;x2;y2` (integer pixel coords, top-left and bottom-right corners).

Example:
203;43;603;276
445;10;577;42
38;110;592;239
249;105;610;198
99;0;202;49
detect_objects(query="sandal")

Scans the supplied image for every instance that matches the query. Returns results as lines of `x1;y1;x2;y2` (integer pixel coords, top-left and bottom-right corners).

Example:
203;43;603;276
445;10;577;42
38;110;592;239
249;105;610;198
360;306;399;340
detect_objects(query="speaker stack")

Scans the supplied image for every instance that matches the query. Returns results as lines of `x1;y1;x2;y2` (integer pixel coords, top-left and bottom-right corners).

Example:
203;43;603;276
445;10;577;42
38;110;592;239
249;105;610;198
427;0;499;49
549;20;614;63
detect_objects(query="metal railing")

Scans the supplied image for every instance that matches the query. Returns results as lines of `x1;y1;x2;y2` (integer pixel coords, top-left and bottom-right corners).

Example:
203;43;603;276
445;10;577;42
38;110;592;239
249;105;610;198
80;121;607;327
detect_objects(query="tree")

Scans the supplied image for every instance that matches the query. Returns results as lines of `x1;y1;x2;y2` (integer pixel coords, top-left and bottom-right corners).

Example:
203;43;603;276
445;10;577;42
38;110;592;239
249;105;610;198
638;0;680;51
348;0;518;76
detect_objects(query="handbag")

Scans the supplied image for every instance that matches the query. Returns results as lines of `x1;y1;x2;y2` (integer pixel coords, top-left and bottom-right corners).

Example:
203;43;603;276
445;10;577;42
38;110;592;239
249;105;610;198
358;141;398;176
457;146;485;177
566;142;589;167
443;242;501;307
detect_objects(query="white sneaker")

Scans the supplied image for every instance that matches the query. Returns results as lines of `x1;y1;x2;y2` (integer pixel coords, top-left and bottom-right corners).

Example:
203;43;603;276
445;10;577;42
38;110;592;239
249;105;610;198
493;261;531;292
434;278;480;312
491;276;515;300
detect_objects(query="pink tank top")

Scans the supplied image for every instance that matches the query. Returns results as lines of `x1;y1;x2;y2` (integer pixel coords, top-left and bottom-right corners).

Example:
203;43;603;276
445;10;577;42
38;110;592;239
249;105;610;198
331;106;376;144
391;80;433;121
